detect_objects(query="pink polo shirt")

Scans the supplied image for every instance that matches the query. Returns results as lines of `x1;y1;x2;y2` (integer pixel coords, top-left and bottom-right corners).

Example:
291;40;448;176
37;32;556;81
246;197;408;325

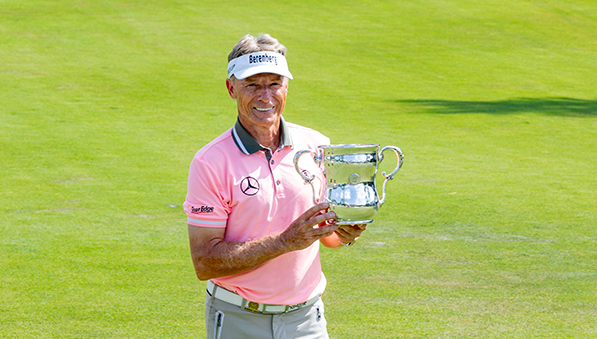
184;117;329;305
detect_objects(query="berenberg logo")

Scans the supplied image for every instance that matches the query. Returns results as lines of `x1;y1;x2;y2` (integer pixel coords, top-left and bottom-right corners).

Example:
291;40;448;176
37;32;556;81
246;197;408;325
191;205;214;214
249;54;278;65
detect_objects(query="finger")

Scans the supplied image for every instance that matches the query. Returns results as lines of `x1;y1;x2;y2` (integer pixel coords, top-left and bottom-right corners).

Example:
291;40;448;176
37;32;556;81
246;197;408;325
337;225;362;238
335;227;352;238
312;223;338;238
338;224;358;233
298;203;330;223
341;224;367;230
308;211;336;228
341;224;367;233
333;229;351;243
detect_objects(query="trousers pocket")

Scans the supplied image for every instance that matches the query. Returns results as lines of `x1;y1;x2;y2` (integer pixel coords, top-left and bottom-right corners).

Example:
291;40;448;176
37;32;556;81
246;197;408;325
214;310;225;339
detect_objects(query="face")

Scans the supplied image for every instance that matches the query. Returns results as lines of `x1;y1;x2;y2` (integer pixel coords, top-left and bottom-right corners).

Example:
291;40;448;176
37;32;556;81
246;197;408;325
226;73;288;131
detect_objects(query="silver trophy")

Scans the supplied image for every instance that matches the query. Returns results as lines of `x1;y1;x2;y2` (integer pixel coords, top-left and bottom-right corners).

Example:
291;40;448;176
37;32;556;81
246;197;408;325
293;144;404;225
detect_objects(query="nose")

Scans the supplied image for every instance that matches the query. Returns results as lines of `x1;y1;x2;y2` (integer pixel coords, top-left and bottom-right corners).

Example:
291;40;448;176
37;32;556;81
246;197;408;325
257;86;273;102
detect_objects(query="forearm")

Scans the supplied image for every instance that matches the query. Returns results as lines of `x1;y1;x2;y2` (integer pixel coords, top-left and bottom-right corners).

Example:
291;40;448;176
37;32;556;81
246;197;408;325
320;232;343;248
192;233;287;281
188;203;338;281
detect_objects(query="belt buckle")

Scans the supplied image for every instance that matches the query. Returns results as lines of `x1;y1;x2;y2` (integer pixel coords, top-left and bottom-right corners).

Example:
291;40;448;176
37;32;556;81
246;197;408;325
245;301;261;314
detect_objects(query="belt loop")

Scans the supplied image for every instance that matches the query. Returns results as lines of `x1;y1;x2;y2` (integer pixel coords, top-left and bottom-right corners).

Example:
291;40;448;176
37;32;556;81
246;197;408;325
207;280;217;299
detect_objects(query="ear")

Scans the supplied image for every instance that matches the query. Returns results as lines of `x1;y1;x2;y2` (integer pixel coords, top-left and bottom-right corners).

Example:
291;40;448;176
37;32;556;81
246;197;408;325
226;78;237;99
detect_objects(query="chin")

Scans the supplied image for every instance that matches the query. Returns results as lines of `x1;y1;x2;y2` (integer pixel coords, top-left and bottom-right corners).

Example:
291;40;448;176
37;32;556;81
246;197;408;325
253;112;280;122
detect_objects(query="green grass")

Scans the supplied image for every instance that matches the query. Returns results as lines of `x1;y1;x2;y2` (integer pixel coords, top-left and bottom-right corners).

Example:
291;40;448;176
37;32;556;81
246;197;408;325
1;0;596;337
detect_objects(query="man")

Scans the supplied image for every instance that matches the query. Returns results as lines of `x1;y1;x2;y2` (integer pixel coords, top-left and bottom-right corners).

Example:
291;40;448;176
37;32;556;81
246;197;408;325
184;33;366;339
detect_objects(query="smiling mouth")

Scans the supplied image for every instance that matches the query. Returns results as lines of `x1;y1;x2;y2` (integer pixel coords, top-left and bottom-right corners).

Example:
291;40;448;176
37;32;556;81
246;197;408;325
255;107;274;112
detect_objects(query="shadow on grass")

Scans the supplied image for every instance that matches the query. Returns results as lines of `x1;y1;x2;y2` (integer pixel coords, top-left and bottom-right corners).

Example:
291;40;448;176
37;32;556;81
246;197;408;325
397;97;597;117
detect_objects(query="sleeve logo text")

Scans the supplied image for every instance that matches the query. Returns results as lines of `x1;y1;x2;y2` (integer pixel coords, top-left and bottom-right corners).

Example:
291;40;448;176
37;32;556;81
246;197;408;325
191;205;215;214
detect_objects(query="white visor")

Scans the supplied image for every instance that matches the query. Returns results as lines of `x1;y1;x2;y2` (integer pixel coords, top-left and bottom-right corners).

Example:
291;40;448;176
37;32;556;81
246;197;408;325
227;51;293;80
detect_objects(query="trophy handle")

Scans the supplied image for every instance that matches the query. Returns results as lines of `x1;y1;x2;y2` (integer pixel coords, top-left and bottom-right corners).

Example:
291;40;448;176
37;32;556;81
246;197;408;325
293;149;320;205
378;146;405;206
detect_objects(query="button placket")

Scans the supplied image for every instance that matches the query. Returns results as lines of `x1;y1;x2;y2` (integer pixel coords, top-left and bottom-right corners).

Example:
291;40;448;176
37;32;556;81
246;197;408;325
269;152;284;197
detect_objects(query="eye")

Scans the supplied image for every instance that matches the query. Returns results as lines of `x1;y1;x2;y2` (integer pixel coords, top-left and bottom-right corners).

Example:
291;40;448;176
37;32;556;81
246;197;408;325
245;83;258;90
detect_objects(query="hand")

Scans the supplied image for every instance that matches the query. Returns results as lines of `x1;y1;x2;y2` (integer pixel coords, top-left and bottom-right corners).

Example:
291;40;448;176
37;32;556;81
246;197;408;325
279;203;339;252
335;224;367;245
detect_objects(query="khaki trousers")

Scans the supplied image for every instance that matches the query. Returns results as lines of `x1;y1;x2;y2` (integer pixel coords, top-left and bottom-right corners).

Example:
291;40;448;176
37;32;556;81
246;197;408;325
205;292;330;339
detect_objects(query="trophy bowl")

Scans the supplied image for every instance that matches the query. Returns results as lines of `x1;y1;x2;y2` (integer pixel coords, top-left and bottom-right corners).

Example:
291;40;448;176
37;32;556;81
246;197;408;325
294;144;404;225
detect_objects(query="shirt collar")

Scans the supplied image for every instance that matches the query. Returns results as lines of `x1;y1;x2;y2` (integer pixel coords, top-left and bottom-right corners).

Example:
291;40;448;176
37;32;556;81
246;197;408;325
231;116;293;155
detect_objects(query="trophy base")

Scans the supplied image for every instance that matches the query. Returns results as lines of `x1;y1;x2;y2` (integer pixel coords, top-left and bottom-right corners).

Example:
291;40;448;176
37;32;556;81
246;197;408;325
335;219;373;225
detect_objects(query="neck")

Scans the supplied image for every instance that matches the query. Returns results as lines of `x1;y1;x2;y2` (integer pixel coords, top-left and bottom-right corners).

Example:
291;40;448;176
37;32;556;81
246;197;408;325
242;118;281;152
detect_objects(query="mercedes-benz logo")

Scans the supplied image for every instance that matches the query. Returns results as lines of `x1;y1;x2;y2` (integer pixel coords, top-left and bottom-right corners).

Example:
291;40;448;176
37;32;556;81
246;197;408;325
240;176;260;196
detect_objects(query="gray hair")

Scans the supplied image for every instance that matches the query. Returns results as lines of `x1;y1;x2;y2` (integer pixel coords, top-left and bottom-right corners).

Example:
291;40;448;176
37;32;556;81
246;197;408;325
228;34;288;62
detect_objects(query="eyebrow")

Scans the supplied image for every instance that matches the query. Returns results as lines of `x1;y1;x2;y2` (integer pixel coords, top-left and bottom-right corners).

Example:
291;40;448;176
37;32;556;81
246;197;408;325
243;78;284;86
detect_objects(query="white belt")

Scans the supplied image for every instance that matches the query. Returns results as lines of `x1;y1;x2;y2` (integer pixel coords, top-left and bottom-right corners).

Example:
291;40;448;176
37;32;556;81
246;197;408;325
206;280;319;315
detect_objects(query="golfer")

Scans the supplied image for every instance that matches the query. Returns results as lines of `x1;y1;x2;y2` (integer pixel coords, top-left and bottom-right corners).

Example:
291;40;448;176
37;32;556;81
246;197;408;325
184;33;366;339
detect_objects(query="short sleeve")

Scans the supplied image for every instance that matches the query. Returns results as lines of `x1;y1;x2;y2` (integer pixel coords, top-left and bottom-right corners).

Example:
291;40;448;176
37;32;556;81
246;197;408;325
184;156;230;227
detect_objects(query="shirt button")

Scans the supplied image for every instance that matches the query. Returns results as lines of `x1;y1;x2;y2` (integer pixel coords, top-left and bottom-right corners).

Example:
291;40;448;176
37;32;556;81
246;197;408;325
270;160;275;165
276;180;281;185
